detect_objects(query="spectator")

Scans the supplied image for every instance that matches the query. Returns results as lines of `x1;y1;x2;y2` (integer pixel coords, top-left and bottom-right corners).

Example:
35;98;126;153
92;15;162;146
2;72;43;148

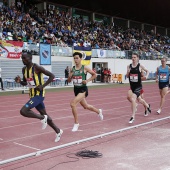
0;3;169;58
0;67;4;90
108;68;112;82
65;66;69;86
101;67;104;82
92;68;96;83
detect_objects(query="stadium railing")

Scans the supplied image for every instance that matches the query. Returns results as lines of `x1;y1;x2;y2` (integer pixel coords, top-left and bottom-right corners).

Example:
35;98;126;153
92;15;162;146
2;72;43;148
23;43;169;60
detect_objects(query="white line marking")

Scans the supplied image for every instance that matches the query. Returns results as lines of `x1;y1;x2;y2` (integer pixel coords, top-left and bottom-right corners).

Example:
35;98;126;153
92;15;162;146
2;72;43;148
13;142;40;151
1;108;169;145
0;93;165;119
1;99;169;131
0;87;158;107
1;116;170;165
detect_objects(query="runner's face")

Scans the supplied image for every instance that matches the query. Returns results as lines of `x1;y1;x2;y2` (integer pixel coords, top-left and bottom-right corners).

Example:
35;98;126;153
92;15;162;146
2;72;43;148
132;55;138;63
21;53;31;65
74;55;81;65
161;59;166;66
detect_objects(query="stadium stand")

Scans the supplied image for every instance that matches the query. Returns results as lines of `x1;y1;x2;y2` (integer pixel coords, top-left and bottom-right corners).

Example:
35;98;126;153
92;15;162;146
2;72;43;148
0;2;169;60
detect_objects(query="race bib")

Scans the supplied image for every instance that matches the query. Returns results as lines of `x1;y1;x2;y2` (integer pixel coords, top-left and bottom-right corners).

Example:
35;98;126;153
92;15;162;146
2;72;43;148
26;78;36;88
73;76;82;86
159;73;167;81
130;74;138;82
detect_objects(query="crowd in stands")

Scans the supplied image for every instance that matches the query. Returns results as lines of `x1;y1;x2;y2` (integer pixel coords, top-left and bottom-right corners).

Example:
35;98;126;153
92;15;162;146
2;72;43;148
0;2;170;58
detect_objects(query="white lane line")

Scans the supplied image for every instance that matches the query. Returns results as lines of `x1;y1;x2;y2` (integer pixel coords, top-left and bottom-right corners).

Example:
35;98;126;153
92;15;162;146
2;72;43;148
0;116;20;120
0;88;158;108
0;100;169;131
13;142;40;151
1;108;167;145
1;115;169;165
0;138;3;140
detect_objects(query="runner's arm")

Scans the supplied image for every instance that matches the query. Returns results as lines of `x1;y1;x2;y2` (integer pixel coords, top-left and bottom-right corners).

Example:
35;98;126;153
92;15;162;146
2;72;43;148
126;65;130;78
155;67;159;82
140;65;149;79
83;66;96;84
15;67;27;86
35;64;55;88
67;68;73;83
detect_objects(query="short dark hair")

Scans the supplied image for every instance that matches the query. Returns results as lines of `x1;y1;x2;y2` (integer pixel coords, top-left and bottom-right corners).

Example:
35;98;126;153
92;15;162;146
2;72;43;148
132;52;139;57
73;52;82;58
22;50;32;58
22;50;32;55
161;56;167;61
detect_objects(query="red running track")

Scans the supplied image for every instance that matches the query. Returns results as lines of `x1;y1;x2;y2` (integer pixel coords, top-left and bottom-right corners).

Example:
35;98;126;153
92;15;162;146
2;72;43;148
1;83;170;170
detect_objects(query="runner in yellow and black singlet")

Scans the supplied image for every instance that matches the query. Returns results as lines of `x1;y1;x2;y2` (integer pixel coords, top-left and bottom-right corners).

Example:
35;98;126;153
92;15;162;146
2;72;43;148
15;50;63;142
23;64;45;98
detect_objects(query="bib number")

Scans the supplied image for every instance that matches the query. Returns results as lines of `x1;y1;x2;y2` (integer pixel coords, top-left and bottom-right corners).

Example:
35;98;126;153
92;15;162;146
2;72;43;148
159;74;167;81
130;74;138;82
73;76;82;86
26;78;36;88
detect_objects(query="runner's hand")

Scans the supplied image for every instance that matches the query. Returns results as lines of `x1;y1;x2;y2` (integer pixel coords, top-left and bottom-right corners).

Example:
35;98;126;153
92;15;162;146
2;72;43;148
141;76;147;81
82;80;88;84
127;67;131;73
67;77;72;83
35;85;43;91
15;75;21;83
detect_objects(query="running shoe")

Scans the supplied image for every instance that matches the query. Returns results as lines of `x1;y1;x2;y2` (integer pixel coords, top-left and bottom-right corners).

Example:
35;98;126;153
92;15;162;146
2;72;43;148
144;104;151;116
129;117;135;123
72;123;79;132
157;109;161;114
147;104;151;113
41;115;48;129
98;109;103;120
55;129;63;142
144;110;148;116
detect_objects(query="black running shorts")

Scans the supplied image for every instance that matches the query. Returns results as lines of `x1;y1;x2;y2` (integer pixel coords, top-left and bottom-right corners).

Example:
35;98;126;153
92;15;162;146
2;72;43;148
74;86;88;97
159;82;169;89
131;86;142;98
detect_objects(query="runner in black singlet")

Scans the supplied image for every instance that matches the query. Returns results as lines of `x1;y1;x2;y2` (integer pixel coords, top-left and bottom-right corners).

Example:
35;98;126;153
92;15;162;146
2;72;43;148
126;53;151;123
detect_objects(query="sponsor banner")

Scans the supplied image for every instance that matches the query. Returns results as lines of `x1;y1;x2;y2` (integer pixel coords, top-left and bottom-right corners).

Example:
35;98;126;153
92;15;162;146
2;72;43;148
92;49;126;58
40;44;51;65
51;46;72;56
73;46;92;65
97;49;107;58
26;43;39;54
0;40;23;59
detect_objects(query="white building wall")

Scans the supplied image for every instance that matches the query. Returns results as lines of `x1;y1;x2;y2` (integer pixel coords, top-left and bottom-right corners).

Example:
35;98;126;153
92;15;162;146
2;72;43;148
1;55;168;83
86;58;164;83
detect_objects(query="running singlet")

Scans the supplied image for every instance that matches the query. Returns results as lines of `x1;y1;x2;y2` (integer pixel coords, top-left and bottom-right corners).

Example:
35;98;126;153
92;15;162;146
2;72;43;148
169;71;170;85
158;65;169;83
23;64;45;98
129;63;142;88
72;65;86;88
